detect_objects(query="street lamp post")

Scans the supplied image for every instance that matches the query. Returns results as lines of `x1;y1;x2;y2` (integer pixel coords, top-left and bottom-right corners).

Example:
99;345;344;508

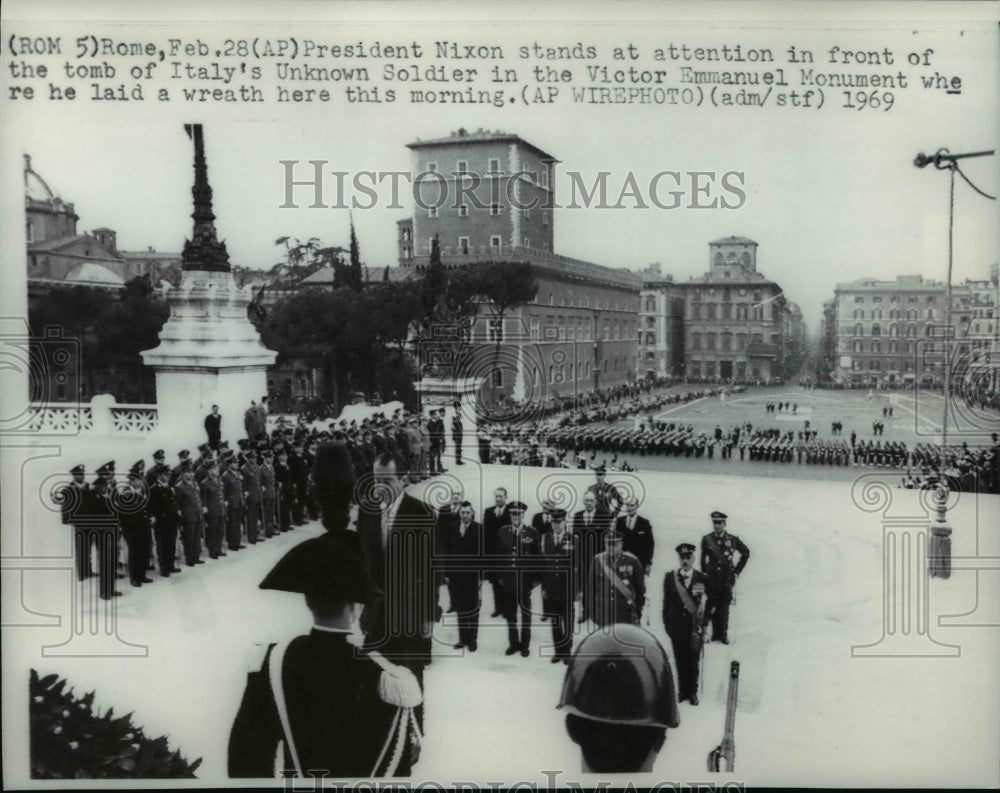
914;147;996;580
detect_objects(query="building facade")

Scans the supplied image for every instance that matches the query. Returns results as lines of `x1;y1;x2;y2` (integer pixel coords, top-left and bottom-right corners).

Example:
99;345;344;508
683;236;793;383
637;264;686;379
398;129;640;404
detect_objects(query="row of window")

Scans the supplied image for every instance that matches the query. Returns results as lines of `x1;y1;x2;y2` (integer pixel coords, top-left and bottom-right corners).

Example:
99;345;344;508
689;303;767;321
850;309;935;320
853;294;935;304
688;360;761;378
424;159;550;188
691;289;765;302
426;205;549;223
852;323;937;337
689;332;779;352
522;315;638;342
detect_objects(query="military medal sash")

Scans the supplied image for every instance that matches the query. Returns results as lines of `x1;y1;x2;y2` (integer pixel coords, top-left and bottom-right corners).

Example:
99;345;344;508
673;571;699;617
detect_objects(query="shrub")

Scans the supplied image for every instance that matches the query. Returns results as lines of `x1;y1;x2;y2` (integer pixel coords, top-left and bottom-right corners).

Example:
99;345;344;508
30;669;202;779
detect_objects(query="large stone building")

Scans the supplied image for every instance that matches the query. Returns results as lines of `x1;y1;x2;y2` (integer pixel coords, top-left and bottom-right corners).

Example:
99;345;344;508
682;236;797;383
397;129;641;404
830;274;950;387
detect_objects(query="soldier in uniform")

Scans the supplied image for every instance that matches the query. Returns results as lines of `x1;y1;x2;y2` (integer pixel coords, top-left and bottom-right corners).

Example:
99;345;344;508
588;531;645;627
170;449;191;487
662;543;710;705
700;511;750;644
540;508;576;664
120;464;153;587
242;450;264;544
175;463;205;567
222;454;246;552
558;624;679;773
587;466;623;514
258;449;278;539
228;535;423;777
147;467;181;577
274;448;293;533
495;502;539;657
451;404;464;466
572;491;611;623
91;461;122;600
200;459;227;559
60;464;95;581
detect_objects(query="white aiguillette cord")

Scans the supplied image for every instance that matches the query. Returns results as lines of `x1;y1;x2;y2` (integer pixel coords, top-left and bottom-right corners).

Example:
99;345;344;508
267;641;304;778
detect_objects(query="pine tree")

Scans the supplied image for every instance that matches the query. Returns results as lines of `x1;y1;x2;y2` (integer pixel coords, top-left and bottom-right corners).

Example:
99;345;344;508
348;216;363;292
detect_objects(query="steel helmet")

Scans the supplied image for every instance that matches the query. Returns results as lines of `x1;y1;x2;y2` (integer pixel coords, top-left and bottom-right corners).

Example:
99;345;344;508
558;625;679;728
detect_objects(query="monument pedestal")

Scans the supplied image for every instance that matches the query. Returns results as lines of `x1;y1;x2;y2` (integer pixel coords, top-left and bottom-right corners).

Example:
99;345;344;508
141;270;275;447
415;376;484;466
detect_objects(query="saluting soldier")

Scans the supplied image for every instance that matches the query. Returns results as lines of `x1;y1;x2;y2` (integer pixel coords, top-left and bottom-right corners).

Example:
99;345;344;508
242;450;264;544
662;543;710;705
91;461;122;600
588;531;645;627
540;508;575;664
200;459;227;559
222;454;246;552
170;449;192;487
120;464;153;587
60;464;95;582
495;502;539;657
175;463;205;567
700;510;750;645
228;535;423;778
258;449;278;539
147;467;181;577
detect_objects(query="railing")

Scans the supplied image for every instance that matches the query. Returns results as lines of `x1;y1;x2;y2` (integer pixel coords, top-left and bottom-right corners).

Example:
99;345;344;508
24;400;158;435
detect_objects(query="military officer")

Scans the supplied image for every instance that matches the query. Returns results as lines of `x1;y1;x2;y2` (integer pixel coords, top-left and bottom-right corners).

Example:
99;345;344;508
91;461;122;600
222;454;246;552
588;531;645;627
258;449;278;538
60;464;95;582
540;508;575;663
495;501;539;657
175;462;205;567
241;450;263;544
700;511;750;644
120;464;153;587
228;535;423;777
200;459;227;559
662;543;710;705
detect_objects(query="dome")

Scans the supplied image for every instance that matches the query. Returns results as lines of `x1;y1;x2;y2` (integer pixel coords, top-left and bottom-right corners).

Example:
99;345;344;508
24;155;58;202
64;262;125;287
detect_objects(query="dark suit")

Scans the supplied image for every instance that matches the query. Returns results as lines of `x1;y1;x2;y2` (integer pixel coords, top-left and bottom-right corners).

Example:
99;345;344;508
531;510;553;537
700;530;750;643
615;513;655;572
204;412;222;449
662;568;711;701
357;492;437;728
443;520;482;649
89;477;120;598
228;630;416;777
119;480;151;584
482;503;510;613
572;508;611;619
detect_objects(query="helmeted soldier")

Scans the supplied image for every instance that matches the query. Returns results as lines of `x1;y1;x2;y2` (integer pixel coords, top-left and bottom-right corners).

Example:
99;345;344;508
558;624;679;772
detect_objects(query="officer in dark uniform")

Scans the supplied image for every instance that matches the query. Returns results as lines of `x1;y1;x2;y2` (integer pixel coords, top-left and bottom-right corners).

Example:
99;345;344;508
588;531;645;627
147;467;181;577
91;461;122;600
558;624;679;772
120;464;153;587
200;459;227;559
228;534;423;778
495;501;539;657
700;511;750;644
60;464;95;581
222;454;246;551
540;508;575;663
451;404;464;466
662;543;710;705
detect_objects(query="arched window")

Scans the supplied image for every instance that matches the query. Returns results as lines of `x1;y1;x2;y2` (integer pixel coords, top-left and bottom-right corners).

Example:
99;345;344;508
871;309;882;320
871;324;882;337
871;341;881;353
906;324;916;337
854;324;863;336
889;323;899;337
926;308;934;320
853;340;862;353
645;296;656;312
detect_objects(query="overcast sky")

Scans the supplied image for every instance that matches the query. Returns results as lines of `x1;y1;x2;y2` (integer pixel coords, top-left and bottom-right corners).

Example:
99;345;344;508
8;17;998;335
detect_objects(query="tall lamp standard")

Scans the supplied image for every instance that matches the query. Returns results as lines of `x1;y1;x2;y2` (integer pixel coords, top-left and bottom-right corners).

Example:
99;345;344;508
914;147;996;579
